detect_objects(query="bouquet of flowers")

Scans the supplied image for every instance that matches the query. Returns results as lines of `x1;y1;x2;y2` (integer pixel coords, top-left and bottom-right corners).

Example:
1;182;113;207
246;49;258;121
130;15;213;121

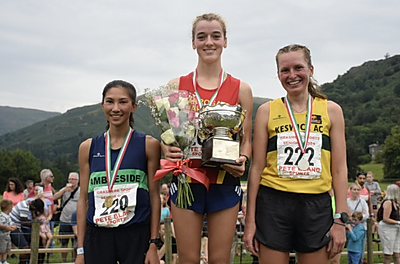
141;84;208;208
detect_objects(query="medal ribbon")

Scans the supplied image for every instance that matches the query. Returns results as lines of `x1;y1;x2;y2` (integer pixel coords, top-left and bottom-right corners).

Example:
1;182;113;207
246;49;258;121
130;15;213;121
105;127;133;192
284;94;313;154
192;69;226;109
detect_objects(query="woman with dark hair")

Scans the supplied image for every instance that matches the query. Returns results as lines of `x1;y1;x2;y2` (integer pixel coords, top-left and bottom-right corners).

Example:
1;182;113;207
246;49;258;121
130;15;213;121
3;177;25;207
75;80;161;264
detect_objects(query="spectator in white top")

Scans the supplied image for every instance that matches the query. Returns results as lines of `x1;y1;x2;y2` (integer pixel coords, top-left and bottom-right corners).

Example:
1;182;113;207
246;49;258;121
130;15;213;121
364;171;381;215
23;180;34;199
53;172;80;263
347;182;369;262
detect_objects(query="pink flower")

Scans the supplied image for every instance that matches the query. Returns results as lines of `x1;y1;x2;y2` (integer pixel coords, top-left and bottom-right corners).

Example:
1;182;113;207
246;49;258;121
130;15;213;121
154;96;161;100
169;92;179;103
170;116;180;128
167;109;177;119
183;110;196;120
188;110;196;120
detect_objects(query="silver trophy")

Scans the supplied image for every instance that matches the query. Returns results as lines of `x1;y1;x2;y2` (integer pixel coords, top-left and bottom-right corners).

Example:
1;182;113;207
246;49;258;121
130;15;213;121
198;103;246;167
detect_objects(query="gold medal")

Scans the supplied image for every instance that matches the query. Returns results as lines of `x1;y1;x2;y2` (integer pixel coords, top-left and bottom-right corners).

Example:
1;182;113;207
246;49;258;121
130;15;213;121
104;196;113;208
298;157;309;171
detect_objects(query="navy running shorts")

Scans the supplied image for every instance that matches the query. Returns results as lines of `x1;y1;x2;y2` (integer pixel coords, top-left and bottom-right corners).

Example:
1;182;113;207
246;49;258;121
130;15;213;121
169;183;242;213
84;222;150;264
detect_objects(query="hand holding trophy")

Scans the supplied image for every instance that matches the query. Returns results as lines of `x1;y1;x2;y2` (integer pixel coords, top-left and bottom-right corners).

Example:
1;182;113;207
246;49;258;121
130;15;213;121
198;102;246;167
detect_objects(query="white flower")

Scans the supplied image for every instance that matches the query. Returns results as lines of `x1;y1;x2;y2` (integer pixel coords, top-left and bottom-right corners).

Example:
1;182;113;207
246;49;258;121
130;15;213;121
187;125;195;138
161;129;175;145
178;97;188;110
155;97;170;111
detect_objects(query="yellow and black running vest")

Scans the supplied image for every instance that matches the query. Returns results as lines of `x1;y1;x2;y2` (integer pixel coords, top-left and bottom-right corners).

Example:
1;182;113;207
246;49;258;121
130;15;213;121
260;97;332;194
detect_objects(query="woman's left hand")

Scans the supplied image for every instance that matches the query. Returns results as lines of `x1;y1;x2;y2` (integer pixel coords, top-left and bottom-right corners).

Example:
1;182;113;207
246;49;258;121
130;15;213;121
243;221;259;257
144;244;160;264
327;223;346;259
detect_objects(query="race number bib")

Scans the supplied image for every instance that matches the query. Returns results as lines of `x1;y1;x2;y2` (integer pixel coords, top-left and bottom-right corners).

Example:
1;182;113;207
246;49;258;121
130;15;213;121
93;184;138;227
277;132;322;179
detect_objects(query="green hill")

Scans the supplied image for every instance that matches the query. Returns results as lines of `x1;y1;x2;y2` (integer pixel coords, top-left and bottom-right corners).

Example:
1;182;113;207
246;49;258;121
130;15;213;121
322;54;400;162
0;106;60;136
1;54;399;176
0;97;267;163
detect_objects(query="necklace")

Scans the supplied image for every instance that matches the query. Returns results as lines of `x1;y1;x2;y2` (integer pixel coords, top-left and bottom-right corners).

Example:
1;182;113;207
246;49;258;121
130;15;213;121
292;106;307;113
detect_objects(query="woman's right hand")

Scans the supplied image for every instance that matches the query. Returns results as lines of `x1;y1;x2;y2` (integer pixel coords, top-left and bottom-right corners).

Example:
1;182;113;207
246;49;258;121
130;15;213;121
243;221;258;257
75;254;84;264
161;143;183;162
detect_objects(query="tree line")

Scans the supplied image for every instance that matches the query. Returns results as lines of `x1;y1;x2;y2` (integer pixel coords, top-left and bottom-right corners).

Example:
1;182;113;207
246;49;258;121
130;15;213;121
0;149;78;193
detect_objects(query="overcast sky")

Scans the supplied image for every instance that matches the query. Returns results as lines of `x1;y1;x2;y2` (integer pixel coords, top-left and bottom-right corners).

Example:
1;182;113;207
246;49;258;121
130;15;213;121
1;0;399;113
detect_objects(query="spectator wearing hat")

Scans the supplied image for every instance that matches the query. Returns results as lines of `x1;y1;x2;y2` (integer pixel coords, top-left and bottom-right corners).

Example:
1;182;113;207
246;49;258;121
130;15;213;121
9;198;44;264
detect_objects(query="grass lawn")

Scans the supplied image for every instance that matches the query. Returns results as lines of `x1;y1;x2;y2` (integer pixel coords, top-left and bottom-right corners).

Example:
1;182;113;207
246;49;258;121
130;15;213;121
232;242;386;263
360;163;384;181
6;228;75;264
360;162;397;191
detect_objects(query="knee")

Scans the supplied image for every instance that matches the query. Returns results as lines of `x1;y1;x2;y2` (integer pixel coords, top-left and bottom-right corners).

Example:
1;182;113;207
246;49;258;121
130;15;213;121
384;254;392;259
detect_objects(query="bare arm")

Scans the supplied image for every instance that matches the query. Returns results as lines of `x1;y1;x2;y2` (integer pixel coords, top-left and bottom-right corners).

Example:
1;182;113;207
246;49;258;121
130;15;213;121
53;186;68;201
367;193;373;216
46;200;53;221
243;102;270;256
0;223;16;232
237;81;253;161
145;136;161;264
157;244;165;260
327;101;348;258
221;81;253;177
75;138;91;264
361;199;370;221
382;201;398;224
172;253;178;264
72;225;78;237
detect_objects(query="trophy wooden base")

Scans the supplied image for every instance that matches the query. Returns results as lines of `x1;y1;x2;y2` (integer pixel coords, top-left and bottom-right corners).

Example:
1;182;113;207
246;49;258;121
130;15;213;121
201;137;242;168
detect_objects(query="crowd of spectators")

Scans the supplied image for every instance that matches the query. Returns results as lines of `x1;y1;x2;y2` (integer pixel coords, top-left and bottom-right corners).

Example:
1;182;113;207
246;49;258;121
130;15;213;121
0;170;79;264
1;170;399;264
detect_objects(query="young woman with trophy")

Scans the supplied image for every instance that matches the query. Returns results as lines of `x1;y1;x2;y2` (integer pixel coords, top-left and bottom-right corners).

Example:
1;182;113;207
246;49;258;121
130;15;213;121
162;13;253;264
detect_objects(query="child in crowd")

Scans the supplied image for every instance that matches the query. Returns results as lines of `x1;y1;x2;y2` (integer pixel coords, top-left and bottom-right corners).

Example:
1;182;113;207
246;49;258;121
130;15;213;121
346;211;366;264
0;199;18;264
33;202;53;249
